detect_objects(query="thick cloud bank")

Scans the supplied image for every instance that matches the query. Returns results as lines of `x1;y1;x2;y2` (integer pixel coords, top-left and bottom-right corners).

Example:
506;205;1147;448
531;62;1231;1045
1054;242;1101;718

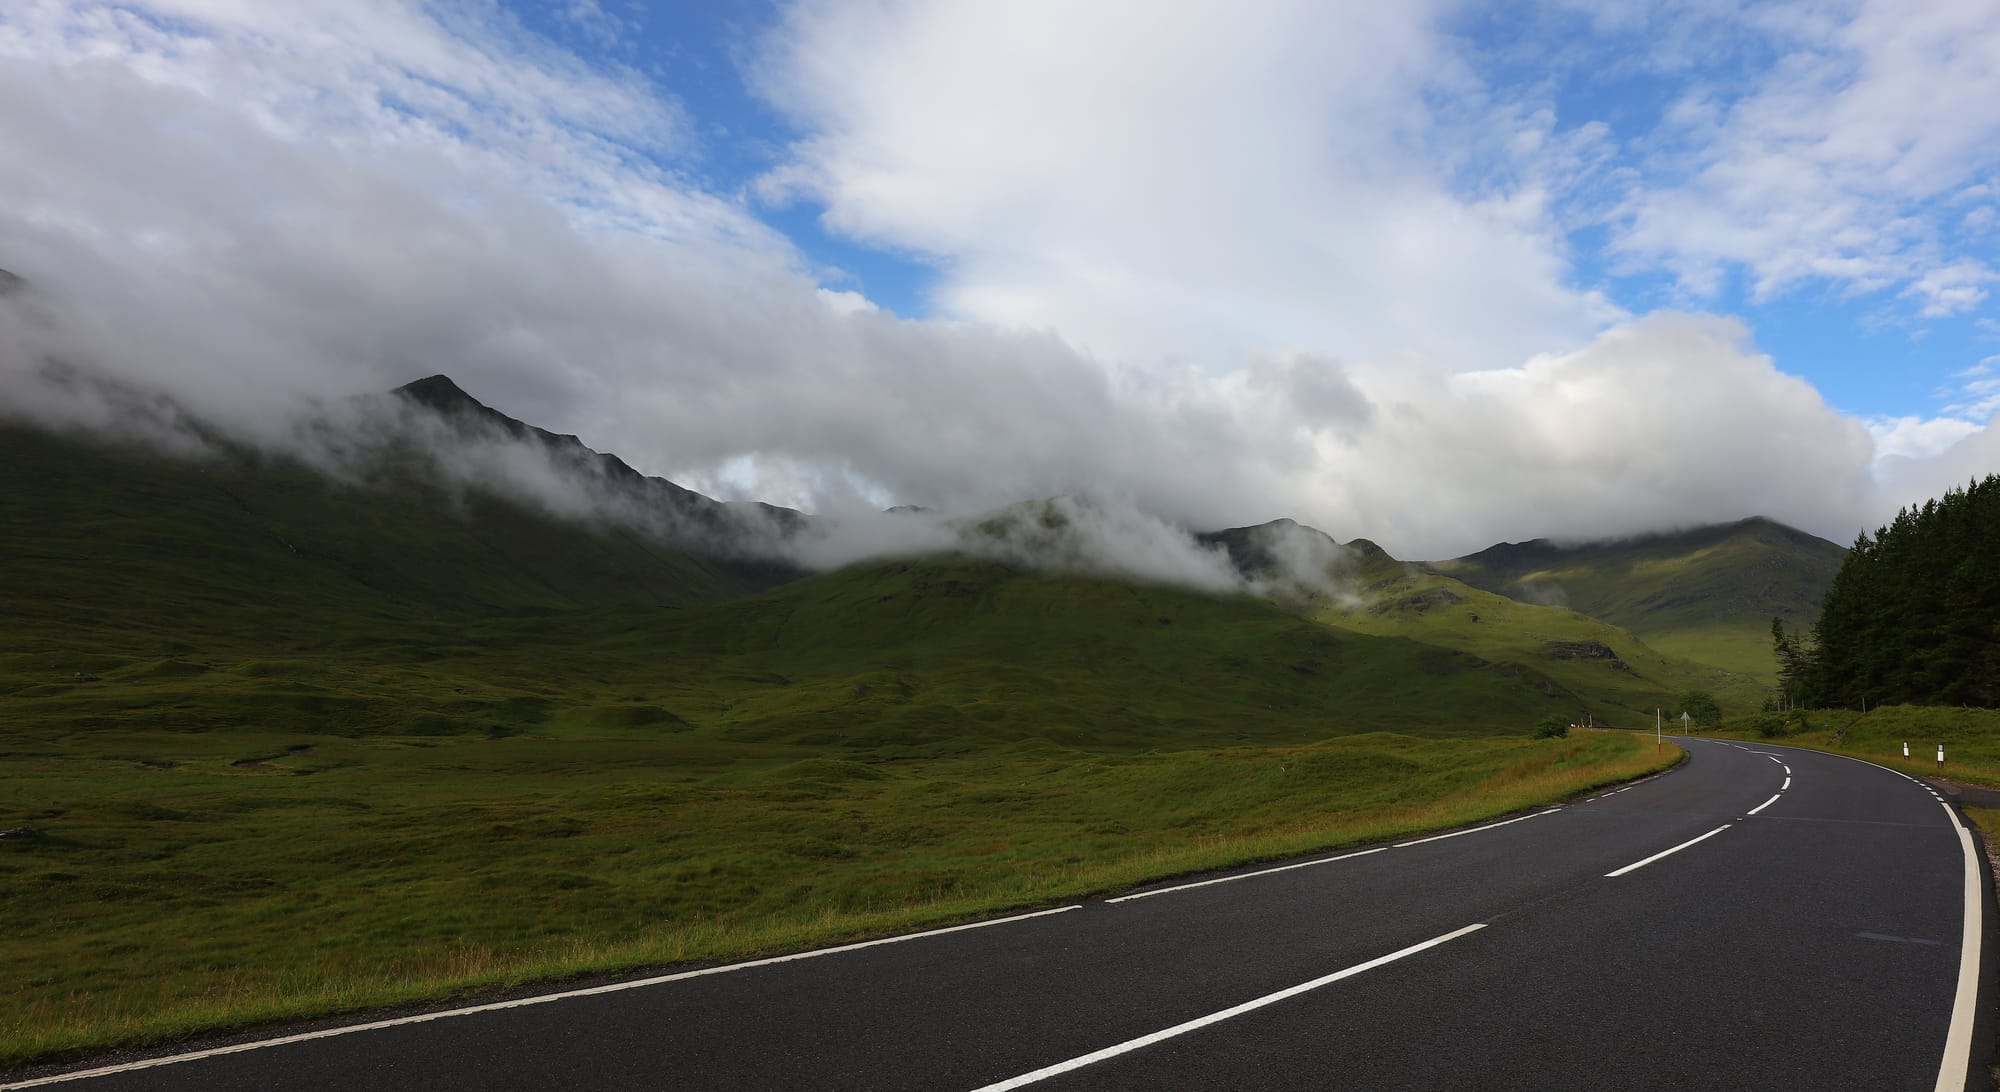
2;1;1994;565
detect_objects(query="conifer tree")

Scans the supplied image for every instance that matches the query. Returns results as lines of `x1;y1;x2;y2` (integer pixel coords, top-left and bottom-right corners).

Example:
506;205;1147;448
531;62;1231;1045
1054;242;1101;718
1804;474;2000;709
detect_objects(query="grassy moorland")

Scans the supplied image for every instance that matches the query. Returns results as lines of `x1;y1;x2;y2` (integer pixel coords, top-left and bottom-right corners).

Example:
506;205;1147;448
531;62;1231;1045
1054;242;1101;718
0;726;1676;1065
1;419;1680;1065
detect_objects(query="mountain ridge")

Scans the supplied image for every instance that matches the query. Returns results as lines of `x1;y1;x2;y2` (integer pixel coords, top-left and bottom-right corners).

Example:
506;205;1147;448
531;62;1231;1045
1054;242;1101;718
6;370;1845;701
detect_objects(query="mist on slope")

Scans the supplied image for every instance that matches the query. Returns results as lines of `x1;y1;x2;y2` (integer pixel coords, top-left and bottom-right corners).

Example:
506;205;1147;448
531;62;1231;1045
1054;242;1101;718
0;345;1365;599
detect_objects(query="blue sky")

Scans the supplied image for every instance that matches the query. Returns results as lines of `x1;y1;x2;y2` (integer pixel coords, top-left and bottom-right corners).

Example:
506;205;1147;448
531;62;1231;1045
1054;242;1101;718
500;0;939;317
3;0;1998;555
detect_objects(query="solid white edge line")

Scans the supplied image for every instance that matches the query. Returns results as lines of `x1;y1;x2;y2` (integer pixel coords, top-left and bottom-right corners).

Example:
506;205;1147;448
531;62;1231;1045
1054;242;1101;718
1933;799;1983;1092
1747;794;1781;816
1106;847;1387;904
0;905;1085;1090
1781;777;1791;790
1605;825;1733;878
967;923;1488;1091
1392;808;1561;848
1750;736;1984;1092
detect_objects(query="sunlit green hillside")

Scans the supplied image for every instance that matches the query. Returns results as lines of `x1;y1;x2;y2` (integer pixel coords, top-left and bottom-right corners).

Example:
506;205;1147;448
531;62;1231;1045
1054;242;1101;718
1432;517;1845;681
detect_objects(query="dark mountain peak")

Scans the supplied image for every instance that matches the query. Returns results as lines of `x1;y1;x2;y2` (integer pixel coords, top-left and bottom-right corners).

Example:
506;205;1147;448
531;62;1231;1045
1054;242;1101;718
1455;536;1559;569
1343;537;1393;564
394;375;602;454
1721;515;1827;547
0;267;25;296
387;375;807;581
392;374;537;442
394;374;479;410
1197;517;1378;580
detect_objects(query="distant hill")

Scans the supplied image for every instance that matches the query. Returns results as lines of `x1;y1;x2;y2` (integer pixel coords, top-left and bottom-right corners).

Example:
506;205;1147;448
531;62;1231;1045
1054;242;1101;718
1200;519;1765;720
1432;517;1846;681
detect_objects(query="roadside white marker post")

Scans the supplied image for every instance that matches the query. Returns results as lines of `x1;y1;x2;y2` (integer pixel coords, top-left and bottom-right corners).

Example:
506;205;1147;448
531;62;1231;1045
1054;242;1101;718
1939;743;1945;768
1681;711;1691;737
1655;706;1661;753
1904;741;1910;758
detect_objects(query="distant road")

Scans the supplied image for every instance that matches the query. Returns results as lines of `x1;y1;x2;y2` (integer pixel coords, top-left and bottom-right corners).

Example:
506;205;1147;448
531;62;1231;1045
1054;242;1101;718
9;737;1990;1091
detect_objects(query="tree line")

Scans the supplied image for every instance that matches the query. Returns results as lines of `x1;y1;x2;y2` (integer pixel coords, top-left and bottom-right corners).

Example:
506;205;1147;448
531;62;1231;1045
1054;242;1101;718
1778;474;2000;709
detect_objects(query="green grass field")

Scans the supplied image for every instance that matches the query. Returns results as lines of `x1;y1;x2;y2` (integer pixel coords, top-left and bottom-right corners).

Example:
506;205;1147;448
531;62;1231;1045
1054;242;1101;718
0;726;1677;1066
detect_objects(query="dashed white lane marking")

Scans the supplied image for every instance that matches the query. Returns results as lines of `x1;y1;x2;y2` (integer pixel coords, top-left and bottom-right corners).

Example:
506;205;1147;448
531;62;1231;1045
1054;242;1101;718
1934;798;1984;1092
1747;794;1782;816
1393;808;1562;848
1605;825;1733;877
0;905;1086;1090
967;923;1489;1091
1106;847;1388;904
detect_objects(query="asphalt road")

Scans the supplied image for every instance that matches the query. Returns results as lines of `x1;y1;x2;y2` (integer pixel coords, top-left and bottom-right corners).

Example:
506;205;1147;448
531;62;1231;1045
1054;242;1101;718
9;736;1991;1091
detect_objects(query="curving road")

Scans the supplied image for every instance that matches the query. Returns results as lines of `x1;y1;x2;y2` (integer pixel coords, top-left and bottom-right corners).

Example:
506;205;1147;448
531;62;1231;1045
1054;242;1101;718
7;736;1991;1091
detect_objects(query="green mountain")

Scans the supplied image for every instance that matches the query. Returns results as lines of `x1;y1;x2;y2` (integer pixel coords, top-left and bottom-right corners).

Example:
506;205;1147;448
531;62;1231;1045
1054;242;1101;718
1204;519;1766;722
2;401;1594;745
0;416;768;644
5;371;1841;741
1431;517;1846;681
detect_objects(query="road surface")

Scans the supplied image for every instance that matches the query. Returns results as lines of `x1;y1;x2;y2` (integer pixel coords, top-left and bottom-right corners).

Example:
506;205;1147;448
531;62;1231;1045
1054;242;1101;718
7;736;1991;1090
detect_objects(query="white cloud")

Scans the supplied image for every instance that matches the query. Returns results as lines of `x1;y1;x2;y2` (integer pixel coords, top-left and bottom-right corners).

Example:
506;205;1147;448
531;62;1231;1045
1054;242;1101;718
1942;354;2000;419
1867;414;1983;461
1317;313;1882;553
1;0;1995;577
0;0;770;249
1905;259;1996;318
752;0;1621;375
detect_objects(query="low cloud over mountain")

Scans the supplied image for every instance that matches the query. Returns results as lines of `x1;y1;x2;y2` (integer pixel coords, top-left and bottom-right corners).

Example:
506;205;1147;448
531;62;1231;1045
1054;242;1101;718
2;2;1995;561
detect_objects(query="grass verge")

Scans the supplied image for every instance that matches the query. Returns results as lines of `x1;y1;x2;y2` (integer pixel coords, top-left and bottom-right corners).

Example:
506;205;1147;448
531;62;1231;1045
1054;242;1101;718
1704;705;2000;787
2;729;1676;1068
